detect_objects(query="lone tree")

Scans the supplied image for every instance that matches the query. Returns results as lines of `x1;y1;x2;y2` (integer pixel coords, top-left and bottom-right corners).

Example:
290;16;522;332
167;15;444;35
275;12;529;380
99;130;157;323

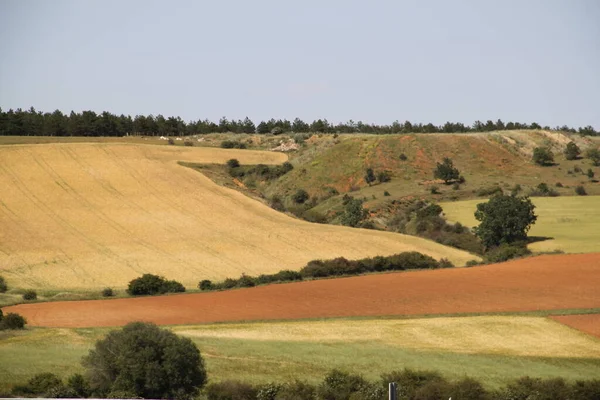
83;322;206;399
341;198;368;227
532;147;554;166
564;141;581;160
474;194;537;248
433;158;460;184
364;168;376;185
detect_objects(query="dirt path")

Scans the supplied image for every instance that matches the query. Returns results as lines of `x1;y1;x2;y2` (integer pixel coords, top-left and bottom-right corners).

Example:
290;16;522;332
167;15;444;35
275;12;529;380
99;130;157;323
5;253;599;328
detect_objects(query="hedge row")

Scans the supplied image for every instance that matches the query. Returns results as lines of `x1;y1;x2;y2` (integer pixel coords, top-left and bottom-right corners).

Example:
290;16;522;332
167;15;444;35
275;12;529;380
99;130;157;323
199;252;453;291
204;368;600;400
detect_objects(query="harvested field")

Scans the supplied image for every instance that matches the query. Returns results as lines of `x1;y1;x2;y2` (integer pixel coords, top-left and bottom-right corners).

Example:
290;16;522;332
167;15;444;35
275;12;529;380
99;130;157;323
6;253;600;328
0;143;474;290
551;314;600;338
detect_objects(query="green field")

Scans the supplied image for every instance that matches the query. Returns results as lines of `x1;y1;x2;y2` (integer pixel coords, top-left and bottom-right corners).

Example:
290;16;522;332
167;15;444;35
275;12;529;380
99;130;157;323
2;316;600;393
440;196;600;253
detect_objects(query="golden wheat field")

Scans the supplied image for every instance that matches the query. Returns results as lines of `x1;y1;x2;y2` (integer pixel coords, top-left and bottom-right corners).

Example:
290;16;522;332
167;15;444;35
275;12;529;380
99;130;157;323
0;143;475;290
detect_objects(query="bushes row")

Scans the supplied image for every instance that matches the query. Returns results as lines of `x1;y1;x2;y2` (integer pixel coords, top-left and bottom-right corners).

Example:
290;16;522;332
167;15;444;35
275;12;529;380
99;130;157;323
202;369;600;400
228;161;294;181
199;252;452;291
127;274;185;296
221;140;247;149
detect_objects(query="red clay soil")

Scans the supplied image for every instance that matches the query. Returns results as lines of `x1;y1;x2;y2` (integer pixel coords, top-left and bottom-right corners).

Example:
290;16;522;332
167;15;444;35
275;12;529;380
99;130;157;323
4;253;600;328
550;314;600;338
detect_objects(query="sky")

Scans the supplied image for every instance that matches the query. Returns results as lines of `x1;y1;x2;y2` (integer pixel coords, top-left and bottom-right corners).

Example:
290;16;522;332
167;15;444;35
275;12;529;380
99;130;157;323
0;0;599;128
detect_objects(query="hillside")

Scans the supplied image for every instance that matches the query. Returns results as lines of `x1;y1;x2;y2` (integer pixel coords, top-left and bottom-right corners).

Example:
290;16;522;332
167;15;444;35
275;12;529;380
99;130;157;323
0;143;474;292
266;130;599;213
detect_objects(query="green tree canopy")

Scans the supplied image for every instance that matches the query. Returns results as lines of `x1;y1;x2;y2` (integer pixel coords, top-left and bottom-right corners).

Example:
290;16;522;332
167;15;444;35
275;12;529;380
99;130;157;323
433;157;460;184
564;141;581;160
82;322;206;399
474;194;537;248
341;198;368;227
532;147;554;166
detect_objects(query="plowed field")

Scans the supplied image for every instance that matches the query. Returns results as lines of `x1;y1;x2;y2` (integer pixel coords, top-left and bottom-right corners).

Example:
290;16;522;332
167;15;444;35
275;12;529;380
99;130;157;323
6;253;599;328
0;143;474;290
551;314;600;338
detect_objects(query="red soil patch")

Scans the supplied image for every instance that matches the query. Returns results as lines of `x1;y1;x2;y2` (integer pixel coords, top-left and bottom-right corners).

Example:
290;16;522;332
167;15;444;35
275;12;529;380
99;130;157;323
550;314;600;338
5;253;600;328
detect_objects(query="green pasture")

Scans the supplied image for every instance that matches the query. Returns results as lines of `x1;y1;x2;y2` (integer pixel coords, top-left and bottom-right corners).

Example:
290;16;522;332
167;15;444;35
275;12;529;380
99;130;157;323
2;316;600;393
440;196;600;253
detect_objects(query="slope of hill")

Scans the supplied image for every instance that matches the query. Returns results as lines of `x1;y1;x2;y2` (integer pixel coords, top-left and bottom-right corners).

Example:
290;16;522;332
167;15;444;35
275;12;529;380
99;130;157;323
267;130;599;209
0;143;474;291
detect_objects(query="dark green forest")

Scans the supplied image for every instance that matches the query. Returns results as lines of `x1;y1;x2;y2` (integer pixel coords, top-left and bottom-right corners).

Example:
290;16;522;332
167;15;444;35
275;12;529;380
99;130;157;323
0;107;597;137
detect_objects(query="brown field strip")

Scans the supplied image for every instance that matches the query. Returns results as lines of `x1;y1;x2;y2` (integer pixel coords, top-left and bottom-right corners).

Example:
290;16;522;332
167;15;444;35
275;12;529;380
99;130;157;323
0;143;475;290
5;253;600;328
551;314;600;338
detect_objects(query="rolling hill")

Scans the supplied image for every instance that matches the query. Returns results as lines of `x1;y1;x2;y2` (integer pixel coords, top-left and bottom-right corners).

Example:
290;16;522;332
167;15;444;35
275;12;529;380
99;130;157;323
0;143;474;291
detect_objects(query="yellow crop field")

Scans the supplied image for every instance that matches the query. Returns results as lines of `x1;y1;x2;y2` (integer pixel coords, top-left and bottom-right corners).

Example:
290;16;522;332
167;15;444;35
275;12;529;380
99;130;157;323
0;143;475;290
176;316;600;359
440;196;600;253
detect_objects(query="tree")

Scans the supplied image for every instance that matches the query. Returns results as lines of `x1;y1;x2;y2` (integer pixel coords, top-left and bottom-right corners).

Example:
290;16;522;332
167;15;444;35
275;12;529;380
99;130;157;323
226;158;240;168
292;189;309;204
0;275;7;292
82;322;206;399
564;141;581;160
364;168;376;185
532;147;554;166
474;194;537;248
433;157;460;184
341;198;368;227
586;147;600;166
127;274;185;296
0;312;27;330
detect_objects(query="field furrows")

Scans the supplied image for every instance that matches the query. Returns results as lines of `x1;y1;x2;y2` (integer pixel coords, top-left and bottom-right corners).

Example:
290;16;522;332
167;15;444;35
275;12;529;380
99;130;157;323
0;143;475;290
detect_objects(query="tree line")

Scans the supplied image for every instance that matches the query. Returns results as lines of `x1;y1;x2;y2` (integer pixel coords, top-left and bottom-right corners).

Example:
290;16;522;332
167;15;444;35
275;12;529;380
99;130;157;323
0;106;598;137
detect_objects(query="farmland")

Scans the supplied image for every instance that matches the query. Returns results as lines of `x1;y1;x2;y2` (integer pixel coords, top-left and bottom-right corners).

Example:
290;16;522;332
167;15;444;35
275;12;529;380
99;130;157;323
0;143;474;293
440;196;600;253
1;315;600;393
5;253;600;327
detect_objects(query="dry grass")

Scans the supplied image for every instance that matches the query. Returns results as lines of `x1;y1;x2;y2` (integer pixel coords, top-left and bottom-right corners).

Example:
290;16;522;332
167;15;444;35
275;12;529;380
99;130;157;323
176;316;600;359
0;143;474;291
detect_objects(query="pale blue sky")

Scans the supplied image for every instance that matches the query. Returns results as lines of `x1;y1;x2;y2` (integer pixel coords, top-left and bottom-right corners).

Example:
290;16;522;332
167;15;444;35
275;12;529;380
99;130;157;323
1;0;599;128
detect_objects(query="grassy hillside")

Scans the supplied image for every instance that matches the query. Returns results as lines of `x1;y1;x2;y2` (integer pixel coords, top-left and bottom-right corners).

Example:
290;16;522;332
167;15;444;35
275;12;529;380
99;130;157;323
0;143;474;293
440;196;600;253
1;316;600;392
266;130;599;214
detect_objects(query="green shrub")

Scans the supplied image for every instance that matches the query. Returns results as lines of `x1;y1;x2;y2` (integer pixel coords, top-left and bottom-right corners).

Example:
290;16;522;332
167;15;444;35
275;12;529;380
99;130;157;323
399;153;408;161
127;274;185;296
12;372;63;396
555;182;563;187
317;369;368;400
430;185;440;194
205;380;257;400
274;380;316;400
585;147;600;166
23;290;37;301
199;279;213;291
484;243;531;263
226;158;240;168
532;147;554;166
101;287;114;297
67;373;91;398
220;140;235;149
587;168;595;179
384;191;391;196
0;312;27;330
0;275;7;292
291;189;309;204
167;138;175;145
381;369;447;400
575;185;587;196
564;141;581;160
183;140;194;147
476;185;503;197
377;171;391;183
